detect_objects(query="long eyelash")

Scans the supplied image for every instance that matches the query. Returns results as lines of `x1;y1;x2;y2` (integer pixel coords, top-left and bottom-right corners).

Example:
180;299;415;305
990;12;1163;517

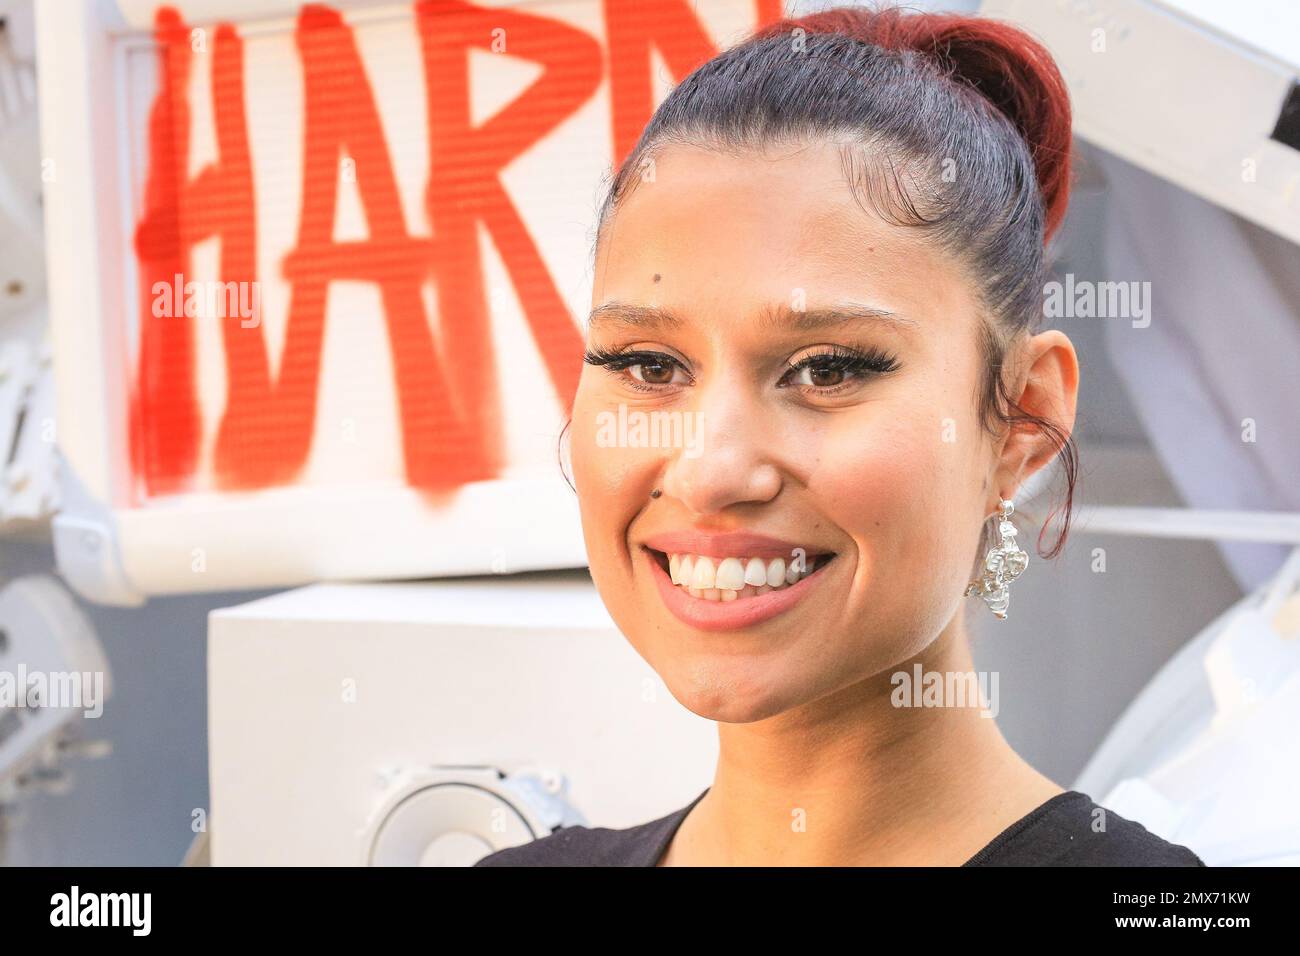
583;347;688;391
582;346;667;370
582;345;896;392
782;345;900;384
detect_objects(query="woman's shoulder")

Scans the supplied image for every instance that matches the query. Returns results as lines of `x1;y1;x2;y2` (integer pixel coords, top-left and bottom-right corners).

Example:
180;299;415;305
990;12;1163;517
964;789;1207;867
473;793;701;867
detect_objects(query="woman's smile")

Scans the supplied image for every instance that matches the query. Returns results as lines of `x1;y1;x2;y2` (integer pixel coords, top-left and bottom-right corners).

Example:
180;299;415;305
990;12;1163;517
638;529;839;632
645;546;838;632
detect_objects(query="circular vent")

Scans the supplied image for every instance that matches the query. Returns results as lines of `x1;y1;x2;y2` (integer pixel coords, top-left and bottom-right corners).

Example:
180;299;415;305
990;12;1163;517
367;782;536;867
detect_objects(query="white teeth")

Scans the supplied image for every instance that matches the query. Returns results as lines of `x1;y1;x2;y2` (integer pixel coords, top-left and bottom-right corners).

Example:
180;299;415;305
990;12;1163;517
766;557;785;588
715;557;745;590
660;550;829;601
691;556;716;590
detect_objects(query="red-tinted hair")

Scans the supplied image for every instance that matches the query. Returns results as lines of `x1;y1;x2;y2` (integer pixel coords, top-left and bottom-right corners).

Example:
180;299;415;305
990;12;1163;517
751;6;1073;242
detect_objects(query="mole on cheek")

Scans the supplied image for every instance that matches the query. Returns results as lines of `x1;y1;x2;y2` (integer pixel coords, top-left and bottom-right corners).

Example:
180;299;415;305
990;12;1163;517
653;273;661;283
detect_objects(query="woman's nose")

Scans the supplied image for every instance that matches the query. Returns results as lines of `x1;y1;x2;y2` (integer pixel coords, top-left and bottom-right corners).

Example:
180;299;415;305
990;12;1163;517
658;382;782;515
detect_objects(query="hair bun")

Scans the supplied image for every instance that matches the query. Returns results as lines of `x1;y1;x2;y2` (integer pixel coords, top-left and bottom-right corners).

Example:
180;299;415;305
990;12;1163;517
762;7;1074;243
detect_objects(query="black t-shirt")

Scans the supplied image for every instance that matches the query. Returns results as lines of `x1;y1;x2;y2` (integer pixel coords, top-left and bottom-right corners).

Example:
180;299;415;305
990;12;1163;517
474;788;1207;866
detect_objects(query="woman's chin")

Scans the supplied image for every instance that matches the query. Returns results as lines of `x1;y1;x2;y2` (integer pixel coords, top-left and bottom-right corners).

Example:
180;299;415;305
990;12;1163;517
659;667;806;724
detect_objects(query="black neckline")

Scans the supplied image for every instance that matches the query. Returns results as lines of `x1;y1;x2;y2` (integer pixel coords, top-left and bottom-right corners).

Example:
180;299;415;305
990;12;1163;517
648;787;1086;866
960;789;1086;866
648;787;711;866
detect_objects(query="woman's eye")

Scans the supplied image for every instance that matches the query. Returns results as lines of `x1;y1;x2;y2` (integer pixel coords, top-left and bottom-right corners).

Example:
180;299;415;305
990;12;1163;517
779;346;900;393
629;358;681;385
583;348;691;390
789;365;847;388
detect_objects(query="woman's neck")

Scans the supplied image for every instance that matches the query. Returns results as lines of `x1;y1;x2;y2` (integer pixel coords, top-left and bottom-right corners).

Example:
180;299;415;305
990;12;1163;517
660;618;1063;866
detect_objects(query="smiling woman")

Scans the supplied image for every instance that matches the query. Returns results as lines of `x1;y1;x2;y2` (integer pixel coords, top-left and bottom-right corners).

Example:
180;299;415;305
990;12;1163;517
476;3;1205;867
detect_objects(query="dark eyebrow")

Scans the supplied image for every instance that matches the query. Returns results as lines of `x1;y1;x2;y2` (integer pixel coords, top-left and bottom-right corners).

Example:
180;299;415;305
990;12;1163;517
587;300;917;334
758;301;919;333
586;301;686;332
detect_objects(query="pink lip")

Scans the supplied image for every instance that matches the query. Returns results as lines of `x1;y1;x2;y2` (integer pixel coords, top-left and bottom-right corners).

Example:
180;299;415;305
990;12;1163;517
644;547;833;632
641;530;831;560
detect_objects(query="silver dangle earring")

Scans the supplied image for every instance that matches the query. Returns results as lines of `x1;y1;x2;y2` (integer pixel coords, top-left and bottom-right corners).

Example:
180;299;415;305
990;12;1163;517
964;498;1029;620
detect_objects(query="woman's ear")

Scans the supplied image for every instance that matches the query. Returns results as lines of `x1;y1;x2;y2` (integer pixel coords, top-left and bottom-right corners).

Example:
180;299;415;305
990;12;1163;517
993;329;1079;499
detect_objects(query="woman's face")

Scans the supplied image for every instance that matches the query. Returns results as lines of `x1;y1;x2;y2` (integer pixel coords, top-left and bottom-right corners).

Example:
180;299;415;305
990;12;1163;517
571;140;1054;724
